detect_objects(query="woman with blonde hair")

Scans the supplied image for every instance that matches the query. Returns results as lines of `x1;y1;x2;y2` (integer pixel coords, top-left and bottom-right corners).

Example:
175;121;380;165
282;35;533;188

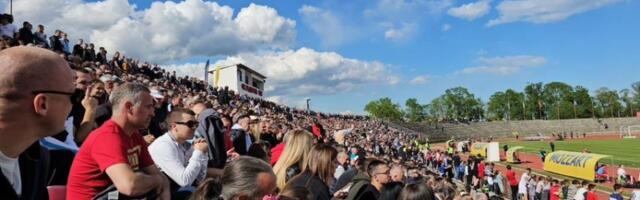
273;129;315;190
283;144;338;200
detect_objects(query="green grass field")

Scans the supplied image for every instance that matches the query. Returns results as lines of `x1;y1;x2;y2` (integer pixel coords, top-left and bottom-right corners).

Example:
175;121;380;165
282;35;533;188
502;139;640;168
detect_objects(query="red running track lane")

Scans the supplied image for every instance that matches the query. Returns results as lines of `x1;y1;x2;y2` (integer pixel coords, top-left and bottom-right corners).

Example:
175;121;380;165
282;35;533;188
499;151;639;199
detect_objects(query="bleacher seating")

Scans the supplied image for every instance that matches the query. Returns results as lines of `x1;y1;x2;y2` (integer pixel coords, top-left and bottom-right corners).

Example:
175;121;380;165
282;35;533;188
400;117;640;139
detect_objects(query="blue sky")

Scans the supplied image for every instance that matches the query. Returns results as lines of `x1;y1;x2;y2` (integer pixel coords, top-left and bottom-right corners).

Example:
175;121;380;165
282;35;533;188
5;0;640;114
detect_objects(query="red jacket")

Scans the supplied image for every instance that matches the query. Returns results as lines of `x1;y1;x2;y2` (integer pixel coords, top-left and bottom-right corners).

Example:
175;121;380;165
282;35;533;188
270;143;285;166
478;163;485;178
586;191;597;200
506;170;518;186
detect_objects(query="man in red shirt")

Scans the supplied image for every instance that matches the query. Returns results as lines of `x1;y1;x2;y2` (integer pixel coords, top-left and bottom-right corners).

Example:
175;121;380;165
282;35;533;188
506;165;519;200
585;184;597;200
550;179;561;200
67;83;170;199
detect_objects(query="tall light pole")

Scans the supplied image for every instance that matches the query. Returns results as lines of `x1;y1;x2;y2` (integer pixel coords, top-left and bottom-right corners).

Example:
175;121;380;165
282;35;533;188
10;0;13;15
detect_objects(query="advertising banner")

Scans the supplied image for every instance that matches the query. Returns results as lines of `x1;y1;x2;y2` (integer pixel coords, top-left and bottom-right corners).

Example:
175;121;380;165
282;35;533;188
470;142;488;157
543;151;610;181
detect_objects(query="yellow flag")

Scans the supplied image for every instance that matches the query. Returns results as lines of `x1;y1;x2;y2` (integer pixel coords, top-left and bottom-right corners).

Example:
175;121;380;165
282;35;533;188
214;66;221;87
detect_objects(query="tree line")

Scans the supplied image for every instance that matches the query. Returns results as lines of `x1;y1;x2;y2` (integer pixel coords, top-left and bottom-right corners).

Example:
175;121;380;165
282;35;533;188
364;81;640;122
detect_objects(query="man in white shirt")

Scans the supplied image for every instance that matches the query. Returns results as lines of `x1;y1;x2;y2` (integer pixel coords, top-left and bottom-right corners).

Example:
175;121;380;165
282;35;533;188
631;189;640;200
0;14;18;38
617;165;628;182
574;180;589;200
518;168;531;197
149;108;210;197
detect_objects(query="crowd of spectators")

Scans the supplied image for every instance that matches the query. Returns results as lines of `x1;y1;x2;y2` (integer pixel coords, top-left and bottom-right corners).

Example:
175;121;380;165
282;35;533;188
4;13;640;200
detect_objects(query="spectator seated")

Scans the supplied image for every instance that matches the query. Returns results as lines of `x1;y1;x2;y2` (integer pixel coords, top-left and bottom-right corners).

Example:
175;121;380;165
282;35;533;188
595;165;609;182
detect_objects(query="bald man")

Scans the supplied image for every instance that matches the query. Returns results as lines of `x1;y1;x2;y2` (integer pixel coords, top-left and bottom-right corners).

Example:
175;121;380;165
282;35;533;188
0;46;75;200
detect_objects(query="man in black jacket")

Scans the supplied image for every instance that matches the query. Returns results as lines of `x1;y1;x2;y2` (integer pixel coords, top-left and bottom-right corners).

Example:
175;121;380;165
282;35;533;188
17;21;34;45
231;114;254;155
0;46;75;199
49;30;64;53
193;103;228;170
351;160;390;200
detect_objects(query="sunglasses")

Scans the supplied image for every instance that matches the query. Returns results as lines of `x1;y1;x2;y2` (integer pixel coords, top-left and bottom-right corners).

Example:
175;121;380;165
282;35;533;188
175;120;199;129
32;90;78;102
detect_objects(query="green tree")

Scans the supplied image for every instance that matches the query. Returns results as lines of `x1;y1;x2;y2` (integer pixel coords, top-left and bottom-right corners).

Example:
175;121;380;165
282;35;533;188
487;89;525;121
619;89;636;117
439;87;483;121
595;88;623;118
405;98;425;122
487;91;507;120
524;82;545;120
573;86;595;118
542;82;574;119
426;97;446;120
364;97;404;121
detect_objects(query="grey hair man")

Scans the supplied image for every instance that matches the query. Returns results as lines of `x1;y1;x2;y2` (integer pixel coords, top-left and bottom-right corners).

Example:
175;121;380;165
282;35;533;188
220;156;277;200
390;164;406;183
67;83;170;199
0;46;75;199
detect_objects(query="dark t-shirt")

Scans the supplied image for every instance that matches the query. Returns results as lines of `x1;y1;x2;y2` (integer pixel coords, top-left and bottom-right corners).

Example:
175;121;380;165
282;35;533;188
355;184;379;200
452;155;461;166
287;172;330;200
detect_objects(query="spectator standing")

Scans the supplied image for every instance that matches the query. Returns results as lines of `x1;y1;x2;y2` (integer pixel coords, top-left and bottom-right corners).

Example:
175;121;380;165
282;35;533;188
0;46;74;200
550;179;560;200
567;180;578;200
585;184;597;200
67;83;170;199
49;30;64;53
96;47;108;64
62;33;70;54
0;14;17;38
609;184;623;200
17;21;34;45
506;165;519;200
33;24;48;48
72;39;84;57
85;43;96;62
573;181;588;200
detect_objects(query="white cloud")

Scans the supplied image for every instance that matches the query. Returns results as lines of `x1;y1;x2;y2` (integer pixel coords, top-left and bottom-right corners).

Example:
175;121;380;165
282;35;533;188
459;55;547;75
6;0;296;63
384;23;417;41
487;0;621;26
298;5;352;47
365;0;454;41
211;48;400;96
160;48;399;108
160;62;209;81
442;24;452;32
447;0;491;21
410;75;430;85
